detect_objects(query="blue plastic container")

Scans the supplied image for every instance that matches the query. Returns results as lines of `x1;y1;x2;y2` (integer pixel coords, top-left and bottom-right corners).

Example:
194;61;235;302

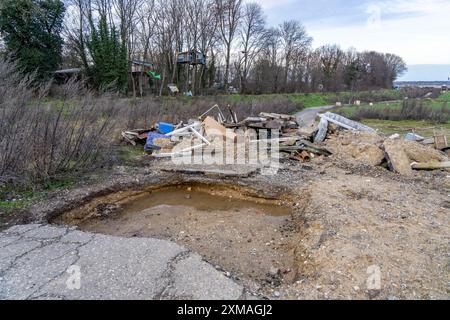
158;122;175;134
145;132;169;151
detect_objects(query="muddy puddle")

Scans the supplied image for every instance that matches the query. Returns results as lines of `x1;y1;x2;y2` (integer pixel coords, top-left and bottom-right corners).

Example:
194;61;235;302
54;183;309;288
119;186;292;217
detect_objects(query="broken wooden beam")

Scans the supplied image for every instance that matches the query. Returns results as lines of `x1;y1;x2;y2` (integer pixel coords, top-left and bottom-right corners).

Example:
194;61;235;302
259;112;296;122
411;161;450;170
247;120;283;130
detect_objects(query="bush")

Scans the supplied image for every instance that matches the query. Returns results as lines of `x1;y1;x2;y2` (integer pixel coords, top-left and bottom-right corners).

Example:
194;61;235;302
0;60;118;187
98;94;303;130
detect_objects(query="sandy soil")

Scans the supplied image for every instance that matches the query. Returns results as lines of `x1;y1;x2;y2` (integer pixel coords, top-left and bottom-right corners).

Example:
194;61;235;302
282;164;449;299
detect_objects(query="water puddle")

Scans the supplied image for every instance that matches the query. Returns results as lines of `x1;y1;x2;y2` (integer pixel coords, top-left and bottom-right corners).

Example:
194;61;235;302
120;185;292;217
53;183;306;287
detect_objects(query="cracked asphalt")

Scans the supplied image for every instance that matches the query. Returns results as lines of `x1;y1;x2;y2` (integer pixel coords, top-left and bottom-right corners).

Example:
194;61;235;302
0;224;244;300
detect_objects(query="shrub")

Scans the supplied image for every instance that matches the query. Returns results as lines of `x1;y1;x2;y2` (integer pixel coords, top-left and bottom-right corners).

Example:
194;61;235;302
0;60;118;187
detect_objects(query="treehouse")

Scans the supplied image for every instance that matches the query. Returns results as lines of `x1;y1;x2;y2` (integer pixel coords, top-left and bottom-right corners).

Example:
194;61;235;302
129;60;155;96
131;60;154;73
177;50;206;66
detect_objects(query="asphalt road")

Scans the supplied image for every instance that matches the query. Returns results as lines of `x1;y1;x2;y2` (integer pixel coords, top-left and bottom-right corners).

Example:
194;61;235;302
295;105;335;127
0;224;244;300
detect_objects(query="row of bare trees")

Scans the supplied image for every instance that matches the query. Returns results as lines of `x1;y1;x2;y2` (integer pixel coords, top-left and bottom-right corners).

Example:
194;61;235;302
62;0;407;96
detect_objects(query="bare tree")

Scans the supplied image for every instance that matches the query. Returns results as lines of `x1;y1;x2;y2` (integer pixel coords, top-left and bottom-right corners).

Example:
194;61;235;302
215;0;242;92
134;0;156;96
316;44;345;91
60;0;407;95
63;0;91;72
384;53;407;87
112;0;142;45
184;0;218;94
239;2;265;93
197;0;219;92
257;27;280;93
279;20;312;92
150;0;185;95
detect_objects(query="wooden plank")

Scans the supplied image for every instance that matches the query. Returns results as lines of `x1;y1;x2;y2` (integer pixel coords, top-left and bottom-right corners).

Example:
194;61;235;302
411;161;450;170
434;134;448;150
247;120;283;130
259;112;295;121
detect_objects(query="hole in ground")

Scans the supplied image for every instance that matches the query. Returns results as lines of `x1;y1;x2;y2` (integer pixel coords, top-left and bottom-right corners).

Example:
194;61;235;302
52;183;310;288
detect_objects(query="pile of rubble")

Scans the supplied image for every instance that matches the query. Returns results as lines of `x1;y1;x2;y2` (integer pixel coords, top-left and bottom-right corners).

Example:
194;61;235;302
122;105;333;163
324;130;449;174
122;104;450;175
315;112;448;174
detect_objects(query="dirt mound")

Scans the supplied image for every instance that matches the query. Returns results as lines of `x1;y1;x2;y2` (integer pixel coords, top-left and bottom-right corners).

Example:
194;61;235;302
325;131;449;171
401;140;448;163
325;131;385;166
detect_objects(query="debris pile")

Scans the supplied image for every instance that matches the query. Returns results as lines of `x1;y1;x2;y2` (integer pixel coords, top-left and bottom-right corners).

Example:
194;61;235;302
324;127;449;174
382;137;449;174
315;112;375;143
122;105;334;163
122;105;449;175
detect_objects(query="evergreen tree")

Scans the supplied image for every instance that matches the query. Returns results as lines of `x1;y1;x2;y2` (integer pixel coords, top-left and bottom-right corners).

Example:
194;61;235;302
0;0;65;80
87;15;128;92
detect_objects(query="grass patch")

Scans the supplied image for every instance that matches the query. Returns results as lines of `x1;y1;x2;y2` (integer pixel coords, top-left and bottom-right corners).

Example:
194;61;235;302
42;177;77;192
0;176;78;215
333;91;450;139
225;89;405;109
286;93;330;108
336;91;450;121
156;89;408;111
362;119;450;138
336;102;402;118
0;193;40;214
0;188;43;215
115;145;146;164
228;92;330;108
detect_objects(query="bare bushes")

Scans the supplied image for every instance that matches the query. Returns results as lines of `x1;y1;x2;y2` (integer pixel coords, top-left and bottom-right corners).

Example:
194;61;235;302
352;99;450;123
1;58;301;188
113;95;302;129
0;60;118;186
233;97;302;119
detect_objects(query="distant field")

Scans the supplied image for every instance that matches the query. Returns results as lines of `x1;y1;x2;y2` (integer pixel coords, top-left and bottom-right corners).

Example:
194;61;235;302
226;89;407;108
338;91;450;139
338;92;450;119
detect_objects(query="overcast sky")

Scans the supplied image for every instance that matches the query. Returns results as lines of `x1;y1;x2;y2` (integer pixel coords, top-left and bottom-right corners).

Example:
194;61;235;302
258;0;450;66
